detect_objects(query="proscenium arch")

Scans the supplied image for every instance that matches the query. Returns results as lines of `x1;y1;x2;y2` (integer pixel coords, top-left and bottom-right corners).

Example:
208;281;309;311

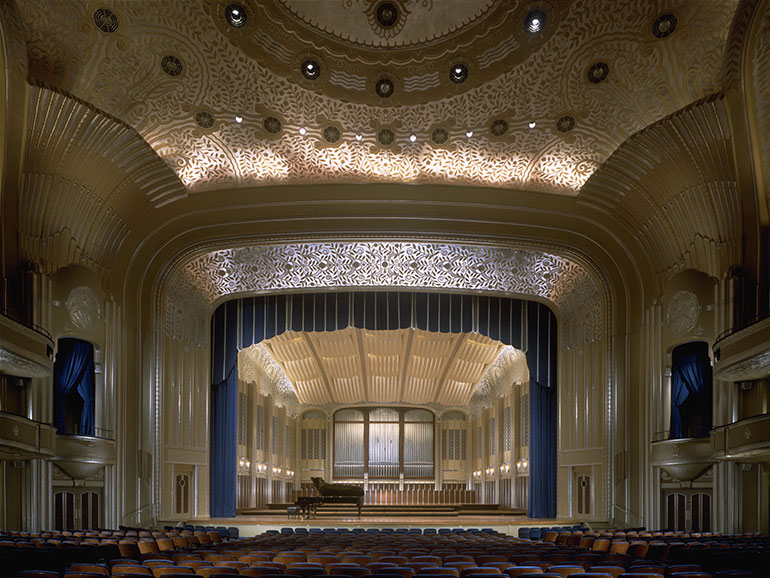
157;237;612;520
210;290;557;519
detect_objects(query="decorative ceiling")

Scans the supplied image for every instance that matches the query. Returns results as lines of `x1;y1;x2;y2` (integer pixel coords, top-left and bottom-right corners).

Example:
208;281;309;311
15;0;738;194
243;326;521;408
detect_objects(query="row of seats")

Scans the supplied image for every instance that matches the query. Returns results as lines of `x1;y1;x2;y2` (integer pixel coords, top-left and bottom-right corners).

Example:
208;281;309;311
2;527;766;578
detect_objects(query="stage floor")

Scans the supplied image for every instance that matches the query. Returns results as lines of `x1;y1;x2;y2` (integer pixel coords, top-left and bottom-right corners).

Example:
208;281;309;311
197;512;580;538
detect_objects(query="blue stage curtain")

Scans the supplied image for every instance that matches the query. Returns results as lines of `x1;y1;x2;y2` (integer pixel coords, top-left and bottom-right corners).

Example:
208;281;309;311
53;338;95;435
210;365;238;517
670;341;712;438
529;379;557;518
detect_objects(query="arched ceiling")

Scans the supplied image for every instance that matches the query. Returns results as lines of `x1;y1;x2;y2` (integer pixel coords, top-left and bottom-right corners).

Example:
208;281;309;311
16;0;738;194
242;327;526;408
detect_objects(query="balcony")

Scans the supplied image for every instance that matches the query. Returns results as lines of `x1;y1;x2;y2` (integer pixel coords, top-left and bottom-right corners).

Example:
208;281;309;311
713;315;770;382
0;310;53;378
0;411;57;459
711;413;770;461
650;431;714;481
50;427;116;479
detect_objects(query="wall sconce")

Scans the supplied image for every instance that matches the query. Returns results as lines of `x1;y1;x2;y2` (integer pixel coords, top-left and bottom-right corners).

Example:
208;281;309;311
272;466;282;475
473;470;481;478
238;457;251;469
500;464;510;473
287;469;294;477
516;458;529;473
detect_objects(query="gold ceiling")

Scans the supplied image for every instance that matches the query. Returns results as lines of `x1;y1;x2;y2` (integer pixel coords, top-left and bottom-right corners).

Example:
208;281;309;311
16;0;738;194
255;327;510;407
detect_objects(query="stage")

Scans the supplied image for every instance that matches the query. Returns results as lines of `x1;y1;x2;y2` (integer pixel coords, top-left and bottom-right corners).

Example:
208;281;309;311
192;511;582;538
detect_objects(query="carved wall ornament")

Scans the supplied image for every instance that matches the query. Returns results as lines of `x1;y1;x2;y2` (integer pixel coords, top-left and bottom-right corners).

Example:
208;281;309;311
65;286;101;332
665;290;701;338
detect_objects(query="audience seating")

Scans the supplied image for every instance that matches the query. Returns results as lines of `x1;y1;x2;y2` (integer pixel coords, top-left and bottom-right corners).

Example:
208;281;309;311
2;526;768;578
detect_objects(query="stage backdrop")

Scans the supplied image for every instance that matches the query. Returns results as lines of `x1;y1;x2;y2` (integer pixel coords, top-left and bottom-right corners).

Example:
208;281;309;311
210;291;557;518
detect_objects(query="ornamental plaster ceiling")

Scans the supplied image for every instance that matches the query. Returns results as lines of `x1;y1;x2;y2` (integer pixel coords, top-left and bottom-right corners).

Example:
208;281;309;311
15;0;738;194
238;327;528;412
164;240;604;347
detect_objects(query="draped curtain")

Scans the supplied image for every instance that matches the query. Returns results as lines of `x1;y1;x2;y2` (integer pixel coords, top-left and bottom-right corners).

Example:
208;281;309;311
210;365;238;517
670;341;713;439
529;380;557;518
53;338;95;436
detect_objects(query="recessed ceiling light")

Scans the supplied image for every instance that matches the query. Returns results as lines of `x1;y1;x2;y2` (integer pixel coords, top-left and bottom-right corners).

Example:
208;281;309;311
225;4;247;27
299;127;306;135
301;59;320;80
525;10;546;33
235;115;243;124
409;134;417;142
528;121;536;128
450;63;468;84
466;130;473;138
355;134;363;141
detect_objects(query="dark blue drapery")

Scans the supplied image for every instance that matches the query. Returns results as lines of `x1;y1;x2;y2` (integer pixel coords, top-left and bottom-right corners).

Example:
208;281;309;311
526;302;558;518
670;341;712;439
210;291;558;518
210;366;238;517
53;338;95;436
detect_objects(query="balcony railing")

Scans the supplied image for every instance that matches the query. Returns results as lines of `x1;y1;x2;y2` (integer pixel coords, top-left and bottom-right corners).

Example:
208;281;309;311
714;312;770;351
652;426;712;442
55;423;114;440
0;307;53;343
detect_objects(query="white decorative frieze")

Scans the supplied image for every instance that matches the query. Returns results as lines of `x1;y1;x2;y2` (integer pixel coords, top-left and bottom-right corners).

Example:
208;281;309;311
164;239;604;345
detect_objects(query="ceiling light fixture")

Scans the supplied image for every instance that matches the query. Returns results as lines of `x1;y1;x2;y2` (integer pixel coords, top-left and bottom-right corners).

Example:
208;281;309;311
409;134;417;142
299;127;306;135
235;115;243;124
528;121;536;128
449;63;468;84
355;134;363;141
466;130;473;138
225;4;247;27
301;59;320;80
525;10;546;33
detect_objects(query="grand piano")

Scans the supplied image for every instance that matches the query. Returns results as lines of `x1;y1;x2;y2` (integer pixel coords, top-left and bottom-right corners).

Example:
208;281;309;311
293;477;364;518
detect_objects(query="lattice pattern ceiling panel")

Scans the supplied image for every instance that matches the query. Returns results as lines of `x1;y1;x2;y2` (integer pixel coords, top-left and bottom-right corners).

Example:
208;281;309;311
258;327;504;406
16;0;738;194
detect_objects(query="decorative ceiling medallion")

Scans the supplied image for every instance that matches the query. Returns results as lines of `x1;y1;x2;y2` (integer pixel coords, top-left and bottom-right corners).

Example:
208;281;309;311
225;3;247;28
376;2;399;27
653;13;677;38
263;116;282;134
375;77;395;98
214;2;558;107
450;63;469;84
431;127;449;144
301;59;320;80
556;115;575;133
93;8;119;33
194;111;215;129
322;126;341;143
588;62;609;83
160;55;183;77
490;119;508;136
366;0;409;39
377;128;395;145
666;290;701;338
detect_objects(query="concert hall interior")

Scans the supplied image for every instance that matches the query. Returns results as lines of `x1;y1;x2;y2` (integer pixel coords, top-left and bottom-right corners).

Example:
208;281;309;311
1;0;770;539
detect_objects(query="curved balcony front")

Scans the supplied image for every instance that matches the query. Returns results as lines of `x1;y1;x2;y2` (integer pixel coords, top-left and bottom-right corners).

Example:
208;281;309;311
711;414;770;461
0;411;57;459
51;433;116;479
650;435;714;481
